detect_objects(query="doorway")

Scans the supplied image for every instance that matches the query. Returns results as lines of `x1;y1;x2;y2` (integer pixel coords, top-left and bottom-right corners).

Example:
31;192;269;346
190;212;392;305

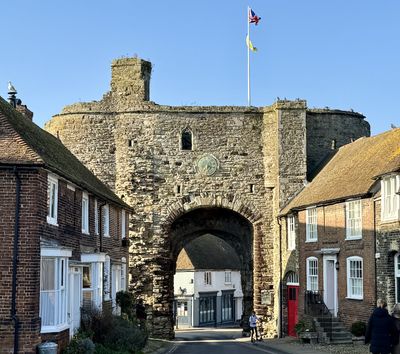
323;255;337;316
68;266;82;338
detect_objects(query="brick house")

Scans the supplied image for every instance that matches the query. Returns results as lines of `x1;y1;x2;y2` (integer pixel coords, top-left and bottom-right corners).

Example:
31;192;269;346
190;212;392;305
280;128;400;340
0;96;131;353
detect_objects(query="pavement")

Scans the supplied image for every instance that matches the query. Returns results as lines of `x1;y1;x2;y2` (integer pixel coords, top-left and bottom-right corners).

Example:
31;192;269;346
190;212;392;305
144;328;370;354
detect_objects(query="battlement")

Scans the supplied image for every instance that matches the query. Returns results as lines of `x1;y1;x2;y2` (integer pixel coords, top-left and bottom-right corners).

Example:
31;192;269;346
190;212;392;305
111;57;152;101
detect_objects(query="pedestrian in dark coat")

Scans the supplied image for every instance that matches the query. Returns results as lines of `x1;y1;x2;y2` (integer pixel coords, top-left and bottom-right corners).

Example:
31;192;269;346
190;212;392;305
391;303;400;354
365;299;397;354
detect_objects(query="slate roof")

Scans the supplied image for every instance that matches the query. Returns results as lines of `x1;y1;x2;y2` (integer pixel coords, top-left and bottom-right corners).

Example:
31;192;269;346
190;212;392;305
176;234;241;270
0;97;130;209
281;128;400;214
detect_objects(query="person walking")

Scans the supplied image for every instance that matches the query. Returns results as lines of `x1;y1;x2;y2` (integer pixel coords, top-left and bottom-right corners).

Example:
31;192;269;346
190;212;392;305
365;299;397;354
249;311;259;343
391;303;400;354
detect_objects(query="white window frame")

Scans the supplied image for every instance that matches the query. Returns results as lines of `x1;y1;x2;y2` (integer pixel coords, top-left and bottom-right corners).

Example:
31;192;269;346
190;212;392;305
306;208;318;242
395;254;400;304
102;204;110;237
345;199;362;240
82;191;89;234
346;256;363;300
104;255;111;301
381;175;400;222
121;257;127;291
47;174;58;226
81;253;105;309
287;215;296;250
40;247;72;333
224;271;232;284
204;271;212;285
306;257;318;291
121;210;126;239
94;199;99;235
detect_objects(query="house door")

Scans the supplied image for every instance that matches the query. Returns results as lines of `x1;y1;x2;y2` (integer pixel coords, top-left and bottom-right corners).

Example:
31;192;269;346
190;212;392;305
111;265;121;314
176;300;190;327
287;285;299;336
68;267;82;338
323;256;337;316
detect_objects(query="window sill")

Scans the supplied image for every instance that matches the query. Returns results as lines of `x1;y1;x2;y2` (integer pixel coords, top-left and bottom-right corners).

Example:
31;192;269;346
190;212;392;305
345;236;362;241
345;296;363;301
82;230;90;235
381;217;399;224
305;239;317;243
41;323;69;334
46;219;58;227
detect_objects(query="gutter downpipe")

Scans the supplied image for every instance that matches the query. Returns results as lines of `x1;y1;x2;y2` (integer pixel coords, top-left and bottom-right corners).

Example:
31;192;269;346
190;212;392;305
12;166;21;354
277;216;283;338
373;198;377;303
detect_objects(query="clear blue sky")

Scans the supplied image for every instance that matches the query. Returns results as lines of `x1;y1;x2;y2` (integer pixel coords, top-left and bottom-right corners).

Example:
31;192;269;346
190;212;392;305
1;0;399;135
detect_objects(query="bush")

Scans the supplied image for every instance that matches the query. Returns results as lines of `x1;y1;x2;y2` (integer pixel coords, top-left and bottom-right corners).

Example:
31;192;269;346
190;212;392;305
351;321;366;337
63;336;95;354
116;291;135;320
104;317;147;353
294;320;306;335
79;306;147;353
95;344;130;354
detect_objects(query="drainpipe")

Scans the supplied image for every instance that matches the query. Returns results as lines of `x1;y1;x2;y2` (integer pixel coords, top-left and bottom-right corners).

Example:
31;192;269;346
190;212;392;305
98;201;106;253
373;198;377;304
277;216;283;338
12;166;21;354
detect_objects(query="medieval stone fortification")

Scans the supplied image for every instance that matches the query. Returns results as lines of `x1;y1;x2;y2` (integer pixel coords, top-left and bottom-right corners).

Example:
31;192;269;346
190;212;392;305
45;57;370;338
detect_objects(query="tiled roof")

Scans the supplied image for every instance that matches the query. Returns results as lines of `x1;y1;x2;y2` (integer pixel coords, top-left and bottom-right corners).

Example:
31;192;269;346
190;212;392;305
281;128;400;214
176;234;241;270
0;97;130;209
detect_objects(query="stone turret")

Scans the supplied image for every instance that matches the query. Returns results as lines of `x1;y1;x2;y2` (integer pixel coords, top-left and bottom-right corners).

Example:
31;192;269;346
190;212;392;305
111;57;151;102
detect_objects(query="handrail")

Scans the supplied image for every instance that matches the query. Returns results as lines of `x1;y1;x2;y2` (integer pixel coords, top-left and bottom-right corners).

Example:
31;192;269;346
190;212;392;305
304;290;333;339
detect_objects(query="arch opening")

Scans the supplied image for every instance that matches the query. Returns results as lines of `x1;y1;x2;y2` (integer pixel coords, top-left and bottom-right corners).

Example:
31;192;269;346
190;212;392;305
168;207;254;332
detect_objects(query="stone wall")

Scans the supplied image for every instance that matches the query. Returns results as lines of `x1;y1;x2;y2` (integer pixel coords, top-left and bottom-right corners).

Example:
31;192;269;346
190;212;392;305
44;57;370;338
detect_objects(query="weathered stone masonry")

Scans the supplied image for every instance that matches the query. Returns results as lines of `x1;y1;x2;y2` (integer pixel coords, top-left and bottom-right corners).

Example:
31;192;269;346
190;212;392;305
45;57;370;338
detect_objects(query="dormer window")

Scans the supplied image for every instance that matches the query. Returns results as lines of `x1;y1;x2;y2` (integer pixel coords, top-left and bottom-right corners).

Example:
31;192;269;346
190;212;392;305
381;175;400;222
181;128;192;150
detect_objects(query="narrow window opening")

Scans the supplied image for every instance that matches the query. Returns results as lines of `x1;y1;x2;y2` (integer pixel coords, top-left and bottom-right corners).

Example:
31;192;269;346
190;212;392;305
128;140;133;147
181;129;192;150
331;139;336;150
176;185;182;195
249;184;255;193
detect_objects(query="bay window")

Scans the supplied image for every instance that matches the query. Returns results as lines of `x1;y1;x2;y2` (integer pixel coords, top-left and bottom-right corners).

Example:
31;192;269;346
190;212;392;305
40;248;71;333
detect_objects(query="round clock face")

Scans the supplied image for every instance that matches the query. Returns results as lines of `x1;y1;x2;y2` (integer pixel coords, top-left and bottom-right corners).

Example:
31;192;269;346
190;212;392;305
197;154;219;176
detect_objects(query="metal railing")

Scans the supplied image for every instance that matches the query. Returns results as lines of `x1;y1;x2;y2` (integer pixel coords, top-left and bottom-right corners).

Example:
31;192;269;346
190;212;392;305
304;290;333;340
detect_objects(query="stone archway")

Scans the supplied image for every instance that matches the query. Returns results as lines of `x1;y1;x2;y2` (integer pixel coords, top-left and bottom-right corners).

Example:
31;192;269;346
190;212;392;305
147;194;265;339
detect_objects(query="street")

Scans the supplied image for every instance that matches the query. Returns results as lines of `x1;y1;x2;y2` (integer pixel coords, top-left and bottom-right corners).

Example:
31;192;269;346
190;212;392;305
168;328;290;354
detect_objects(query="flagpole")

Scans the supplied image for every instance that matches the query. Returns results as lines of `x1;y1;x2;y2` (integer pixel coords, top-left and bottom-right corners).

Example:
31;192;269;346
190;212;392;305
247;6;251;106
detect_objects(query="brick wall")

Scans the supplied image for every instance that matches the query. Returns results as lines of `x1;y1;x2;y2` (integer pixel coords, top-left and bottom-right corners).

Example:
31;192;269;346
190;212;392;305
296;198;376;329
0;167;129;353
0;168;42;354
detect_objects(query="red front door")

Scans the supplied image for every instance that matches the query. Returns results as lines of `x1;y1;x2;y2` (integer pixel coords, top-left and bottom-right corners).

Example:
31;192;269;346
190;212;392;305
287;285;299;337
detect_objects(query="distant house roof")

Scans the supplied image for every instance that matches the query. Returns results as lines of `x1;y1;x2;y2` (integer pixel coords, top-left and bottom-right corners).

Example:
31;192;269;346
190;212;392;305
176;234;241;270
281;128;400;214
0;97;130;209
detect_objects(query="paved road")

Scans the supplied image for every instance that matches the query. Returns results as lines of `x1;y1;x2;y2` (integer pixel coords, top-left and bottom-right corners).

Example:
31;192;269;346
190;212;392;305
168;328;290;354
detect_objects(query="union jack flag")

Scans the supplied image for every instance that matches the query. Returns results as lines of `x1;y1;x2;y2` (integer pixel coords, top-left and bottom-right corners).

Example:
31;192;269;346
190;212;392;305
249;8;261;25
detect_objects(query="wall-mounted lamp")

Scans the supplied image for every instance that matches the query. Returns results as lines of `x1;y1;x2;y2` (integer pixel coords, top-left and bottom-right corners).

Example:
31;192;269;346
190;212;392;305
335;261;339;271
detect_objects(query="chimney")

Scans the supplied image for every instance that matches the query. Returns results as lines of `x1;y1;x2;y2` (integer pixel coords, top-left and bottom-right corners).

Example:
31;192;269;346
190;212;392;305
7;82;34;120
16;103;34;121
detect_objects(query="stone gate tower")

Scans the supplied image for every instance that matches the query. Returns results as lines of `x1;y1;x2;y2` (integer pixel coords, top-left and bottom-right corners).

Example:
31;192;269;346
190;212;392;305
45;57;370;338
